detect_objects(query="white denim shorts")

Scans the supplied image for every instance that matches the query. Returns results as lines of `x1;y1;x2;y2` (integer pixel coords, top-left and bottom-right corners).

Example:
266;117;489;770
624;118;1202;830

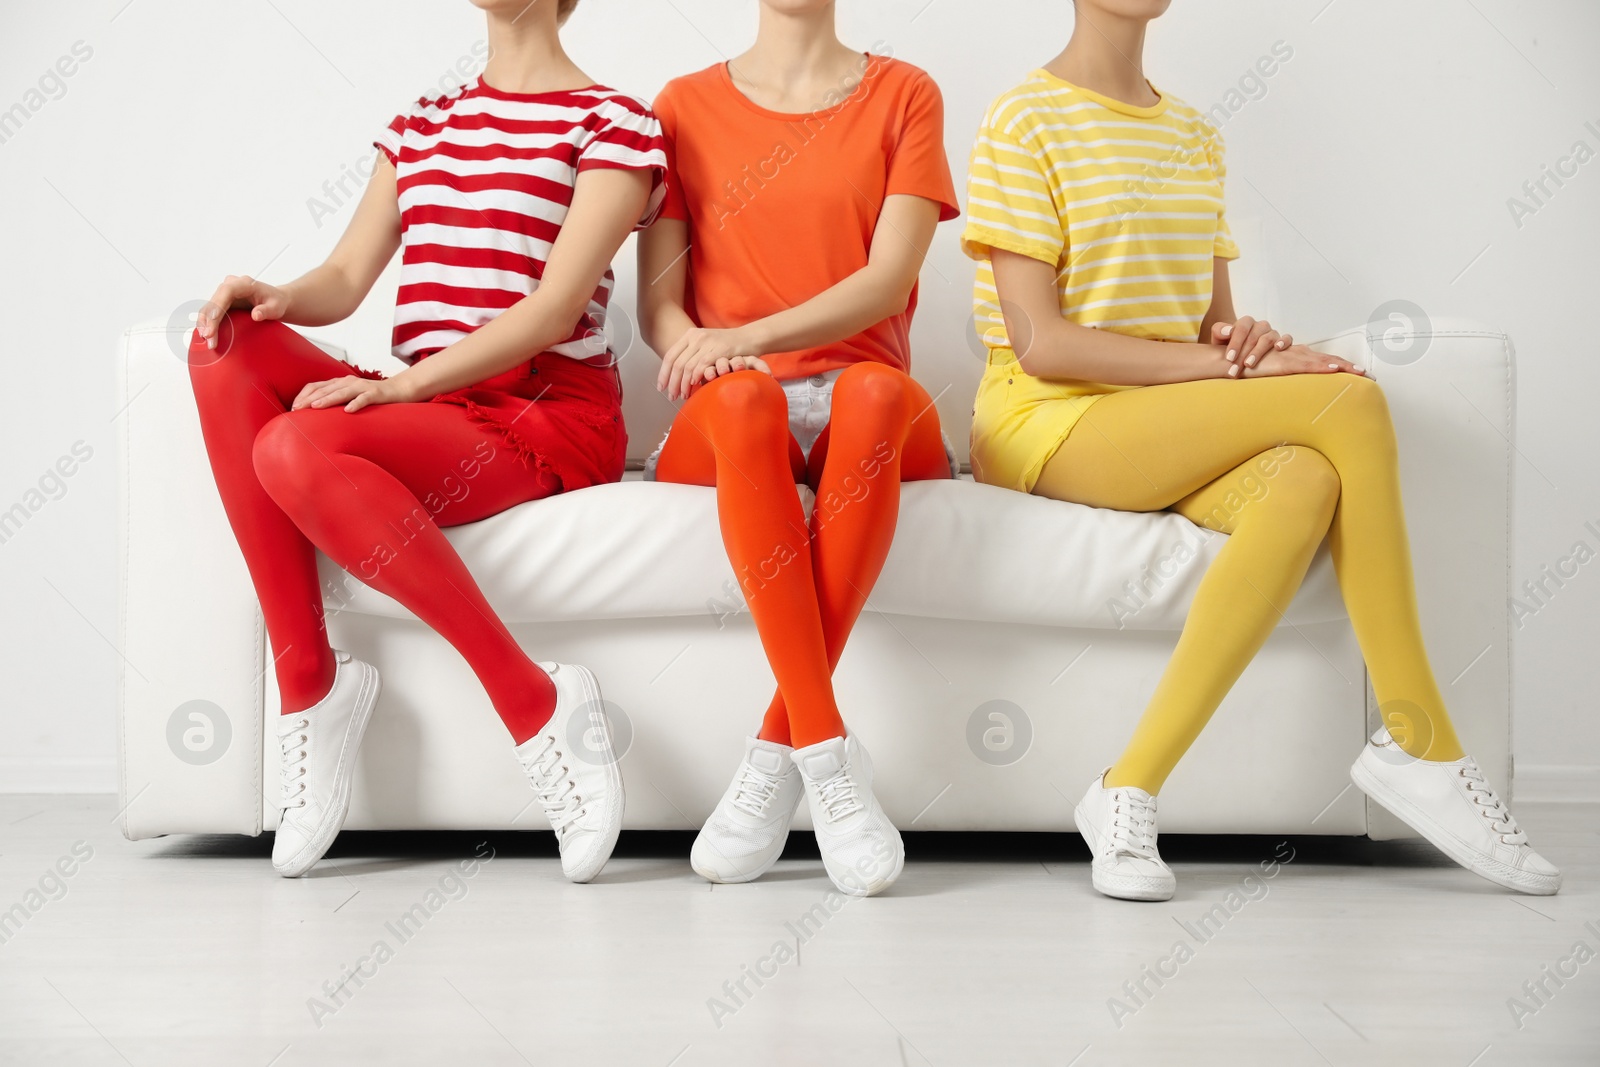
643;369;960;480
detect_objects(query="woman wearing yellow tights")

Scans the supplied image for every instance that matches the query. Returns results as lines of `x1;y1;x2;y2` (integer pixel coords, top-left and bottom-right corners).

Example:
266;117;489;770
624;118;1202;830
964;0;1558;900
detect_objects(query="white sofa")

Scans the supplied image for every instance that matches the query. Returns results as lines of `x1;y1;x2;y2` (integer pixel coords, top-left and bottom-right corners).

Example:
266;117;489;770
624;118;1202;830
115;315;1516;843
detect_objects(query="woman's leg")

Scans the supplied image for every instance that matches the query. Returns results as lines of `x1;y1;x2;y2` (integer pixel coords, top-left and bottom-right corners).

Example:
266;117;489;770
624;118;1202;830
1109;446;1340;791
653;372;841;738
190;311;559;742
1034;373;1465;792
188;312;378;713
251;403;563;744
753;363;954;748
665;368;911;896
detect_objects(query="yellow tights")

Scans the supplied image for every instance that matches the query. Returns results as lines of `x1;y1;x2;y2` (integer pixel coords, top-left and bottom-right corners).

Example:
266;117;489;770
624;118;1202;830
1034;373;1465;794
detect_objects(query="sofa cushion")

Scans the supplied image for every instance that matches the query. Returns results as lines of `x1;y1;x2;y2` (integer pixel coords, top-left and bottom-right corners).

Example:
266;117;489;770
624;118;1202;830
318;475;1346;631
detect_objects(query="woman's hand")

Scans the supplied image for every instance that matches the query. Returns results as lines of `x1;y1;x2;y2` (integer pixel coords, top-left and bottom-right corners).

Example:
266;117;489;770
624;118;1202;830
1238;343;1366;378
694;355;772;394
1211;316;1292;375
291;374;415;413
657;326;766;400
194;275;291;349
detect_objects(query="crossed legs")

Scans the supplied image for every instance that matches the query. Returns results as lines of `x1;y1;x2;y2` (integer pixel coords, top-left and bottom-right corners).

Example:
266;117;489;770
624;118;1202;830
1034;373;1464;794
189;311;559;742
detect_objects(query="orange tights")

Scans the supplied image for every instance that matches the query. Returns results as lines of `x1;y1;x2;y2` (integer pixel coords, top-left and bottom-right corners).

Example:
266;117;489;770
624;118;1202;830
655;363;951;748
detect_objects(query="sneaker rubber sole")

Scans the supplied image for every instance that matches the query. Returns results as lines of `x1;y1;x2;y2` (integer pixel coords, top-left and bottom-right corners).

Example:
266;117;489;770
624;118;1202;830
1350;756;1559;896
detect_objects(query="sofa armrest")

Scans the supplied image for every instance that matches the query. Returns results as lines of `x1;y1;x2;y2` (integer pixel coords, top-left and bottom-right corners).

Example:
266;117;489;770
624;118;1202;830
115;320;349;839
1315;318;1515;833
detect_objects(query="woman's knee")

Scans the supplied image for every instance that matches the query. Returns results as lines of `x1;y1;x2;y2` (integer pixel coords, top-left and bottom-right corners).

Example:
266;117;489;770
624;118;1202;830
251;412;337;504
1188;446;1335;535
708;368;784;408
1340;372;1390;413
187;310;284;389
833;362;913;424
700;370;789;442
1320;373;1393;428
1268;446;1341;525
1319;374;1399;469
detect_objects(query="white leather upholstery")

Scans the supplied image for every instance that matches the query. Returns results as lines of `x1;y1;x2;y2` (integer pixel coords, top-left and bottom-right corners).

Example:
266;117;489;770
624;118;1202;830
317;478;1349;631
117;317;1514;842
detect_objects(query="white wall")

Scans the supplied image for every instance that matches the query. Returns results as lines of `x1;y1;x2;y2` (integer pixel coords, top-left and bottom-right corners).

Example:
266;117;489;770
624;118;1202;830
1;0;1595;795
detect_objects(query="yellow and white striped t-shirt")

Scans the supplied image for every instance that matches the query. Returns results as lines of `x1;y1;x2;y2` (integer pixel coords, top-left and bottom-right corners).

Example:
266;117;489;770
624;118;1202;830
963;70;1238;361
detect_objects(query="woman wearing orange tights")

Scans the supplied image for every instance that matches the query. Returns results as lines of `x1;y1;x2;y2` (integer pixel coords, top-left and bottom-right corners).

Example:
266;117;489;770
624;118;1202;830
638;0;959;897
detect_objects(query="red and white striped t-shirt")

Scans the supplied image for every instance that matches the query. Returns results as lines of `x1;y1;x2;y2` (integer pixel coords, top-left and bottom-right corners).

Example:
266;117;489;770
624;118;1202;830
374;77;667;367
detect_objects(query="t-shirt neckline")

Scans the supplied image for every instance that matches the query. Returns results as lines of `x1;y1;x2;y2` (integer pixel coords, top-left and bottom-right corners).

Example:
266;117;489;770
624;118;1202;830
1033;68;1168;118
717;54;881;121
474;73;606;102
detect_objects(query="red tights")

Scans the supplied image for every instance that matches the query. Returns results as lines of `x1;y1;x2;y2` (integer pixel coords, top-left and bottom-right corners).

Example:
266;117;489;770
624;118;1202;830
654;364;951;749
188;312;558;743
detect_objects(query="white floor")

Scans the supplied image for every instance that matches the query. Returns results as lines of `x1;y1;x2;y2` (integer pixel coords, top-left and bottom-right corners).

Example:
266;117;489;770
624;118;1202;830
0;797;1595;1066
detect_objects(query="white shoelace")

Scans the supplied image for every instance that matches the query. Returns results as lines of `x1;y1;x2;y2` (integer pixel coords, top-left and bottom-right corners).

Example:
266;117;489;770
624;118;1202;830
1107;789;1160;859
731;763;785;819
518;735;582;836
1459;761;1526;844
279;718;310;811
813;766;865;824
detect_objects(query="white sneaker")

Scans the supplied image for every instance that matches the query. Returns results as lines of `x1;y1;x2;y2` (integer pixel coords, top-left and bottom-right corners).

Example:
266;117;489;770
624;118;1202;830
515;662;623;883
1073;770;1175;902
791;734;903;897
273;650;380;878
691;736;803;884
1351;726;1560;895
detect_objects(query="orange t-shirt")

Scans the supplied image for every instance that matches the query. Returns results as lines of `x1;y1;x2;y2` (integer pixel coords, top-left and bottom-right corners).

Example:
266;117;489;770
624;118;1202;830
653;55;960;380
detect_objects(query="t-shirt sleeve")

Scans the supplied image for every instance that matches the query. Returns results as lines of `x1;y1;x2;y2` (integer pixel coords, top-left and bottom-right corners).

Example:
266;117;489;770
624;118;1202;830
652;83;688;224
885;70;960;222
1203;125;1240;261
373;105;413;167
960;109;1064;267
579;96;670;229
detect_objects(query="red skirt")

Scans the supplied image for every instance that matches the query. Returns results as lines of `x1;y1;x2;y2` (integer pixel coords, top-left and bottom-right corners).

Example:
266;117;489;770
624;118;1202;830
426;353;626;493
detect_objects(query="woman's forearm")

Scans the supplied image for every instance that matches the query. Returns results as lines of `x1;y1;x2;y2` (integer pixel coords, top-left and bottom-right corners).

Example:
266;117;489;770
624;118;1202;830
391;288;588;400
278;158;404;328
639;256;908;363
741;265;909;357
636;217;703;361
386;166;652;399
1196;256;1237;347
1016;317;1231;385
277;262;371;328
992;247;1230;386
641;299;699;361
744;195;938;358
637;196;935;381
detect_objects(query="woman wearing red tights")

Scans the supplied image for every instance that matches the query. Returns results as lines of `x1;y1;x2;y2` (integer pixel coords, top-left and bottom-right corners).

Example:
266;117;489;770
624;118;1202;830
188;0;665;880
639;1;959;897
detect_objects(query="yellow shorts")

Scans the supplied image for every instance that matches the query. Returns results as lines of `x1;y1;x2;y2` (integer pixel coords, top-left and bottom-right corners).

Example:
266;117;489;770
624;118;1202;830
968;351;1134;494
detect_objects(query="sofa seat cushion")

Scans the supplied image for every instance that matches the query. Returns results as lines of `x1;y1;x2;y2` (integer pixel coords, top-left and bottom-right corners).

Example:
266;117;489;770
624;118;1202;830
318;475;1346;632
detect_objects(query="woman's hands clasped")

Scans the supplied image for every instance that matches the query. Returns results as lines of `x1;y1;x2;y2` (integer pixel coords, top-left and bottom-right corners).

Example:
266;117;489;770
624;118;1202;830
1240;344;1366;378
656;326;771;401
1211;317;1365;378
